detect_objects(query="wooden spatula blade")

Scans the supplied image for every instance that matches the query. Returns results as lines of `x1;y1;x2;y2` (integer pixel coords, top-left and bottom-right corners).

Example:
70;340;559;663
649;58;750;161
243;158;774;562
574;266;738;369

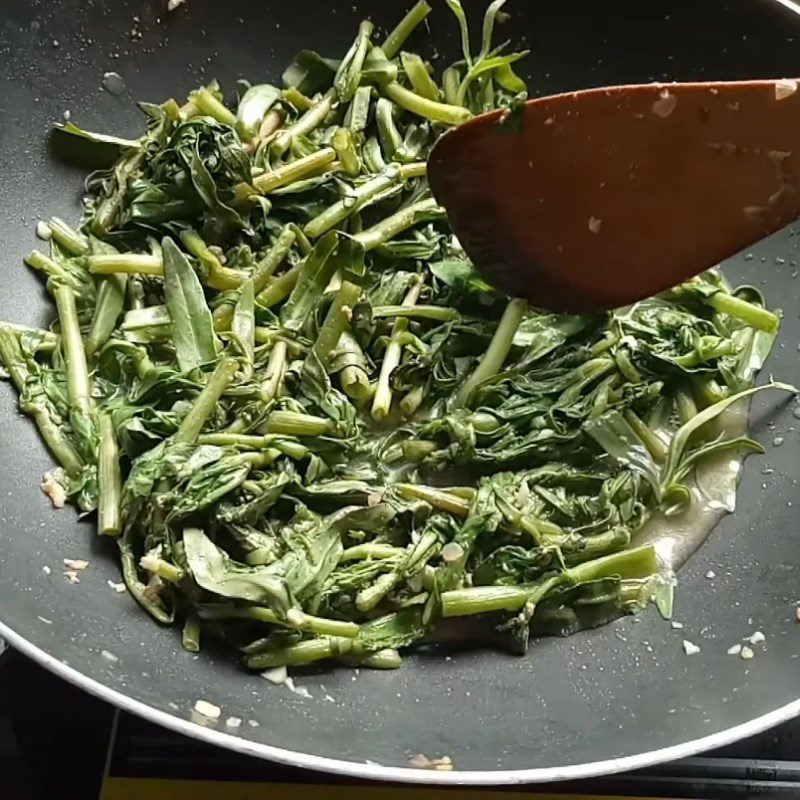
429;79;800;312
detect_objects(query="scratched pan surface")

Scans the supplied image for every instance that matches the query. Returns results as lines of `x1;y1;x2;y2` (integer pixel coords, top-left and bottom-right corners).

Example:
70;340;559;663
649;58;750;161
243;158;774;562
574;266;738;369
1;0;800;784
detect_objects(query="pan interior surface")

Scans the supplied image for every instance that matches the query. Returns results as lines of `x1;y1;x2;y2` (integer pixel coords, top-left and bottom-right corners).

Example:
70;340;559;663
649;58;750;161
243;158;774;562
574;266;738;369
1;0;799;782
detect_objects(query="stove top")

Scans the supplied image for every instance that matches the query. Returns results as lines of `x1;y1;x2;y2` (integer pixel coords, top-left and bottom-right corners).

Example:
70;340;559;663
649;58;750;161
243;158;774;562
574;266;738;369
3;650;800;799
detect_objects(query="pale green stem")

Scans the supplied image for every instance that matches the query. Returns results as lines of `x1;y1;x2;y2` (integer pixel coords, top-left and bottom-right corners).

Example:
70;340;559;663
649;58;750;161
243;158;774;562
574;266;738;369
394;483;471;517
48;217;89;255
191;87;237;126
240;147;337;199
304;163;425;239
441;575;563;618
401;51;440;101
25;251;84;290
199;604;359;639
706;292;779;334
332;127;361;176
88;254;163;276
272;89;337;156
0;329;83;476
98;413;122;537
246;636;357;669
54;284;92;416
261;410;333;437
354;197;440;251
371;279;423;420
310;281;361;369
180;230;249;291
383;81;471;125
382;0;432;59
260;341;288;403
455;298;527;408
174;357;239;444
372;305;458;322
221;227;297;325
256;264;301;308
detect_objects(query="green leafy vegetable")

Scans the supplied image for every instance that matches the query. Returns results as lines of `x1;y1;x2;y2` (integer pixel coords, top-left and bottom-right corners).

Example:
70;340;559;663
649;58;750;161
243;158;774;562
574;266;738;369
162;237;219;371
0;2;789;676
184;527;294;614
235;84;282;140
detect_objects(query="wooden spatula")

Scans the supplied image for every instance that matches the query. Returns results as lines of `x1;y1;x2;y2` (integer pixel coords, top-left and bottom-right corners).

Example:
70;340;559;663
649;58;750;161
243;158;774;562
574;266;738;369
428;79;800;312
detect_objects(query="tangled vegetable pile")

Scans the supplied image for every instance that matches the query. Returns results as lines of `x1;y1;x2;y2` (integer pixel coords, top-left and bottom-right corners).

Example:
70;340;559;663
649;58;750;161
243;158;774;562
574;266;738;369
0;1;785;671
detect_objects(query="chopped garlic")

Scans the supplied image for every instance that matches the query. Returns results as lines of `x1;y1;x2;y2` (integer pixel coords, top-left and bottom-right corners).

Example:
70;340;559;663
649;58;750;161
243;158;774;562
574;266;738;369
652;90;678;118
775;79;798;101
727;643;742;656
743;205;765;221
261;665;289;685
286;608;305;628
588;216;602;234
441;542;465;563
705;569;716;579
682;639;700;655
768;150;792;164
193;699;221;719
41;472;67;509
225;716;242;728
748;630;765;645
65;570;80;585
167;0;186;10
64;558;89;571
670;621;684;630
409;754;454;771
107;580;127;593
208;245;226;263
285;678;312;699
740;645;755;660
140;545;163;573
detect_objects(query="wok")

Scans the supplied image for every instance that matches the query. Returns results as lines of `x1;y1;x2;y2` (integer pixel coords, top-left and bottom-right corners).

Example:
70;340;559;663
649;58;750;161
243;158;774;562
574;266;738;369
1;0;799;785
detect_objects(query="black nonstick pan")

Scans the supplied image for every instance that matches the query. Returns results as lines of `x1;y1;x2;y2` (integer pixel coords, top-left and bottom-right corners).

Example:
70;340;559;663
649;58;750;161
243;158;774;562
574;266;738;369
1;0;800;785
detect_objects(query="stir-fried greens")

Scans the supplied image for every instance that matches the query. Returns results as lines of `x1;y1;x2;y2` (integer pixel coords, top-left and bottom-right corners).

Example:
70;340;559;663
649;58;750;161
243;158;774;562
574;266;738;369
0;1;789;671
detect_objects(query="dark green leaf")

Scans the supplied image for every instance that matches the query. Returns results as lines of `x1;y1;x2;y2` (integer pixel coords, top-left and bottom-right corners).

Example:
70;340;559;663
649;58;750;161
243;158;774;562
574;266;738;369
183;527;294;615
282;50;339;95
162;237;219;371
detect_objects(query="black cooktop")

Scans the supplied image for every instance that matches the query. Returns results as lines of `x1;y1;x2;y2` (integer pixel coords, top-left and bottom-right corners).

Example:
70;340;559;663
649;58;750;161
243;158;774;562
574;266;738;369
3;649;800;799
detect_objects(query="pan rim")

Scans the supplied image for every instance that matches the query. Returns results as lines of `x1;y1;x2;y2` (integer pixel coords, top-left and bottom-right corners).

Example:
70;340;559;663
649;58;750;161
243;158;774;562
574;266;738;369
2;617;798;786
